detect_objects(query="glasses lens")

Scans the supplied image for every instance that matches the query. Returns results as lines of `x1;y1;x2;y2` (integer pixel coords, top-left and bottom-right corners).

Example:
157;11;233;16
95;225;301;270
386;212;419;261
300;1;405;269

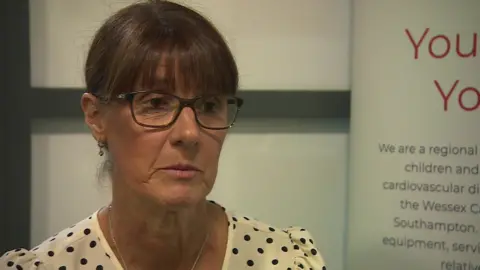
195;96;239;129
131;92;239;129
132;92;179;126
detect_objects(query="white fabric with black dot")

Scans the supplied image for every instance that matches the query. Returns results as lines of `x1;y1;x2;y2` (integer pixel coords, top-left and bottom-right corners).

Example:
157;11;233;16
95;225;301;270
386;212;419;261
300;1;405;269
1;207;326;269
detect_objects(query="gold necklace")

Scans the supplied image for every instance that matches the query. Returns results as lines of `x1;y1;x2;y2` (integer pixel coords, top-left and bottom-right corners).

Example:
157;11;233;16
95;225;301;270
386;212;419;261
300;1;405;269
107;205;210;270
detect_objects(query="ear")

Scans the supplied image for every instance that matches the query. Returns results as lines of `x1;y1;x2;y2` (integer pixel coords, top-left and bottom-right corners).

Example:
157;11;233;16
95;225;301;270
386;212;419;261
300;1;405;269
81;93;107;142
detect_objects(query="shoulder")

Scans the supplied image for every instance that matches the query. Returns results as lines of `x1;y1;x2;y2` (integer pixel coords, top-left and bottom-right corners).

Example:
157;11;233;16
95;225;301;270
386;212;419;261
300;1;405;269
1;211;112;269
1;248;44;269
228;213;326;270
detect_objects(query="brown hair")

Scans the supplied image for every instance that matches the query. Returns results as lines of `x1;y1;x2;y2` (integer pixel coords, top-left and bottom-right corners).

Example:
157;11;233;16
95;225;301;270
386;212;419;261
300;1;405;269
84;0;238;99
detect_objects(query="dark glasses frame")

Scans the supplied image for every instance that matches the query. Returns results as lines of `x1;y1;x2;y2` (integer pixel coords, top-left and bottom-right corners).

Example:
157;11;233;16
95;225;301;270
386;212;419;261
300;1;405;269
103;90;244;130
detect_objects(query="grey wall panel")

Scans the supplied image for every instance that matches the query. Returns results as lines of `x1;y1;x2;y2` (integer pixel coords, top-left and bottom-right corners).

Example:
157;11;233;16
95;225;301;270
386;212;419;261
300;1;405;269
0;0;31;253
32;88;350;119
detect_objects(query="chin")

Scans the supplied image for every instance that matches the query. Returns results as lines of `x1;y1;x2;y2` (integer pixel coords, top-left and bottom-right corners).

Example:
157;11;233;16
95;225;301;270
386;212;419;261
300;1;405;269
153;188;206;209
141;175;210;208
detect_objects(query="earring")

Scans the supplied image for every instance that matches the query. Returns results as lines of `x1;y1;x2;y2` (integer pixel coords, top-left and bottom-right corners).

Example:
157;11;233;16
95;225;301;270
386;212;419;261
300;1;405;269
97;141;106;156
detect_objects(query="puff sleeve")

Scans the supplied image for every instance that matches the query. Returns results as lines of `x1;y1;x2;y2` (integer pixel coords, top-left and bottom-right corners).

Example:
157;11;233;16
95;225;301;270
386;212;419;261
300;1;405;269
0;248;48;270
286;227;327;270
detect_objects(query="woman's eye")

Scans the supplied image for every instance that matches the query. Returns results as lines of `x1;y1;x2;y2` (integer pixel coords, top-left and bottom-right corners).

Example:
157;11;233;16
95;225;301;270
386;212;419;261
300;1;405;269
148;98;169;108
198;97;225;113
203;101;217;111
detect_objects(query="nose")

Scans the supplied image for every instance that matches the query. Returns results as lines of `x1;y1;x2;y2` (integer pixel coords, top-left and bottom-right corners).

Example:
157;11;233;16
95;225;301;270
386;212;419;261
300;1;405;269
168;107;200;148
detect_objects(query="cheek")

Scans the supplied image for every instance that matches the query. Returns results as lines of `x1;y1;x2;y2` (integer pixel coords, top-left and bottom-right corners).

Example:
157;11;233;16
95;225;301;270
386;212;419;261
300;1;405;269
202;131;227;177
105;108;167;175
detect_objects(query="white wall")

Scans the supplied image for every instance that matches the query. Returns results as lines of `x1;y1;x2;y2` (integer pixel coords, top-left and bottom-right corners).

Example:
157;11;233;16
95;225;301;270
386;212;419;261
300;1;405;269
29;1;351;270
29;0;351;90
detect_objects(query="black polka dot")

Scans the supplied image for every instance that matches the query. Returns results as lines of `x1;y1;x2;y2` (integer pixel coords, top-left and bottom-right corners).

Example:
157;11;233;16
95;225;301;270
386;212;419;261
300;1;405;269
49;238;56;242
293;244;300;250
309;239;314;244
322;266;327;270
48;251;54;257
66;247;74;253
88;216;92;219
15;265;22;270
14;249;21;252
67;232;73;237
300;228;306;231
18;253;25;257
32;247;39;251
304;253;308;257
96;265;103;270
281;246;288;252
232;248;238;255
247;260;254;266
34;261;40;266
105;253;110;258
244;217;250;220
232;217;238;222
257;248;264;254
233;224;236;230
90;241;97;248
244;235;251;241
272;259;279;265
253;227;259;231
300;238;306;244
299;263;304;269
7;261;14;267
311;248;318;255
266;237;273;244
84;229;91;235
227;221;230;227
80;258;88;265
268;227;275;232
59;266;66;270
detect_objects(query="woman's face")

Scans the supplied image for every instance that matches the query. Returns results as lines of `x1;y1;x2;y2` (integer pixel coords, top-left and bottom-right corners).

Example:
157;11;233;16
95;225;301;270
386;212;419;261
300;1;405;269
83;69;228;207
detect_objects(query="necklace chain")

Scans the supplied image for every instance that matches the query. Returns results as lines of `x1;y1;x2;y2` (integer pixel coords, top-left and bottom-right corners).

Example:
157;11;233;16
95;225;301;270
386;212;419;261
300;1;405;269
107;205;209;270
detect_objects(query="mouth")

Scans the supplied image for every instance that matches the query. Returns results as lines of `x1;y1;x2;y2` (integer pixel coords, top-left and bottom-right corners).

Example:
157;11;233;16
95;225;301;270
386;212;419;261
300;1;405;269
160;163;201;179
162;163;200;171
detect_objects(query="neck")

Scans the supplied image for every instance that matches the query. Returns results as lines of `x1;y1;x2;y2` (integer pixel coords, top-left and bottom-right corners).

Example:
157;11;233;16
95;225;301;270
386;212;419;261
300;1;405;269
107;194;212;269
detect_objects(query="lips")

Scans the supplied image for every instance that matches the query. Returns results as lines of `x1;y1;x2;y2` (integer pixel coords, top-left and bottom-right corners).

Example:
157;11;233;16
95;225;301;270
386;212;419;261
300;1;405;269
162;164;200;171
160;163;201;179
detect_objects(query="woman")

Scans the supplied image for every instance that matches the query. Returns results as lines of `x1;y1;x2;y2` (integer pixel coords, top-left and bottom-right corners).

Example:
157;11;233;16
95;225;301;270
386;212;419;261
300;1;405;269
1;1;326;269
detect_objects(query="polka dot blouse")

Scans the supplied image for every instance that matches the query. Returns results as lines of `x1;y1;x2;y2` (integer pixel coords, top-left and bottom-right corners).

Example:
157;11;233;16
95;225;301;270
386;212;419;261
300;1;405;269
1;207;326;269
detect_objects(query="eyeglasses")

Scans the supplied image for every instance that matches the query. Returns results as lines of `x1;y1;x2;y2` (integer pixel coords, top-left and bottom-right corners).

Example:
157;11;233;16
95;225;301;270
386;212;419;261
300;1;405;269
109;91;243;130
